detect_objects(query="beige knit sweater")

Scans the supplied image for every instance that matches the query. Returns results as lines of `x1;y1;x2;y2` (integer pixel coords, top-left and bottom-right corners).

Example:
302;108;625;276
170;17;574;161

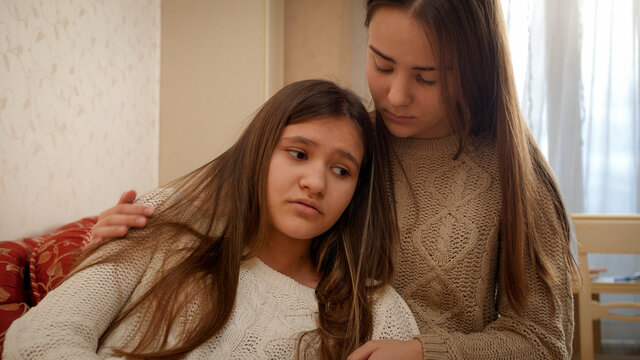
389;133;574;359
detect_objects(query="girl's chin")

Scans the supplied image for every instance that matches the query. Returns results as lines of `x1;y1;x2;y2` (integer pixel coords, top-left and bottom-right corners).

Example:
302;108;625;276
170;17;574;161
383;121;419;138
384;120;455;139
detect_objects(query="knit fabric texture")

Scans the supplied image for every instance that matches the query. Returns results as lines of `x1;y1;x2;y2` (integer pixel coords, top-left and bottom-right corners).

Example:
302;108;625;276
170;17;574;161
3;192;419;360
389;133;574;359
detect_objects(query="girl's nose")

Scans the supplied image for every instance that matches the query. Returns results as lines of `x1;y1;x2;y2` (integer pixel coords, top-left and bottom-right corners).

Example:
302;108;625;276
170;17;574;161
387;76;412;107
299;164;326;196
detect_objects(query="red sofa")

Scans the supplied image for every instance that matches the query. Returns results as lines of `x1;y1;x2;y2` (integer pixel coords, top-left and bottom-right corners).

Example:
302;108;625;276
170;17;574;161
0;217;97;355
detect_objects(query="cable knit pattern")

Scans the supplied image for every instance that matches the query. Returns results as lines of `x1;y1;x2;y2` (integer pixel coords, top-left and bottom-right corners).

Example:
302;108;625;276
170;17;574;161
389;133;573;359
3;191;419;359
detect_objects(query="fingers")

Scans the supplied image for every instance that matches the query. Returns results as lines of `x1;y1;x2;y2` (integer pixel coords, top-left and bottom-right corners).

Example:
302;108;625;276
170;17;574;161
89;216;143;245
90;214;146;245
100;203;153;218
98;190;153;220
90;225;129;244
118;189;138;205
346;341;379;360
116;190;153;215
100;213;149;228
90;190;153;246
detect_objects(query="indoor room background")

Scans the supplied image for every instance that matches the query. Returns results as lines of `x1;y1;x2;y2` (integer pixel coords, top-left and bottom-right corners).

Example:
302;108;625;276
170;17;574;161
1;0;638;353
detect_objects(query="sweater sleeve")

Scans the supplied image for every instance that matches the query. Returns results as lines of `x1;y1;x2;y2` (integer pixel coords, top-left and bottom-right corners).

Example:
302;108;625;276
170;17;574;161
371;286;421;341
2;190;170;360
2;237;157;360
417;185;575;359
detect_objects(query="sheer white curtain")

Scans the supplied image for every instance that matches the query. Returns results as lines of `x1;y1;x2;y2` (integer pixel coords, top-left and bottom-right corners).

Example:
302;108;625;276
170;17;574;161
502;0;640;349
581;0;640;214
502;0;640;214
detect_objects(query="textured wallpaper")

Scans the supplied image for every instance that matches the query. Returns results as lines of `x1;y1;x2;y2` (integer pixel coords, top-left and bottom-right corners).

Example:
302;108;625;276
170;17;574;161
0;0;160;239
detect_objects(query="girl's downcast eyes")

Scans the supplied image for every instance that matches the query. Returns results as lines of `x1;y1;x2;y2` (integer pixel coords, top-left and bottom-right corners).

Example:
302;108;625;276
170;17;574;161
373;58;437;86
416;75;436;85
374;63;393;74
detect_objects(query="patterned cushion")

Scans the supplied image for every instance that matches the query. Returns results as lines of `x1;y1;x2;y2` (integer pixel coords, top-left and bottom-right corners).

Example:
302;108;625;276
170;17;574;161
0;216;97;355
0;237;39;345
29;217;97;304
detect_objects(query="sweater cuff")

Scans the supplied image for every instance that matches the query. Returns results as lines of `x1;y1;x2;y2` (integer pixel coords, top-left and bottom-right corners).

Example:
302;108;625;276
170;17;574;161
416;330;449;360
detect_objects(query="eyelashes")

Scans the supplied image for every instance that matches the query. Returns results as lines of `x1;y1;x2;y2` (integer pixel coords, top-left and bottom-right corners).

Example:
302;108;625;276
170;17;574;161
287;149;306;159
286;149;352;177
331;166;350;176
416;76;436;85
372;58;437;85
374;64;393;74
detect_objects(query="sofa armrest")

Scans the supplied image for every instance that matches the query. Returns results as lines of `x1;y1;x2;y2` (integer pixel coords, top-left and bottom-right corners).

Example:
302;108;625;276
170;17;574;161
0;216;97;356
0;237;39;353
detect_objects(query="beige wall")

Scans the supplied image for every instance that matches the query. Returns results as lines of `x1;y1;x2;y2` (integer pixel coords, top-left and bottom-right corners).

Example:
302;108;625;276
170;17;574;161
159;0;368;183
0;0;160;239
160;0;283;184
0;0;365;239
284;0;368;100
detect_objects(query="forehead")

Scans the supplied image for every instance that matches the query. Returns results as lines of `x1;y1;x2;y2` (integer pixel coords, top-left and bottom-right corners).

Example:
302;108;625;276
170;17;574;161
280;116;365;160
367;7;437;66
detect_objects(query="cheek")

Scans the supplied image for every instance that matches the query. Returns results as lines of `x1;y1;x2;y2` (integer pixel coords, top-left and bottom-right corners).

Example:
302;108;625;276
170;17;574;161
366;71;385;104
365;59;381;88
416;89;444;114
265;159;285;206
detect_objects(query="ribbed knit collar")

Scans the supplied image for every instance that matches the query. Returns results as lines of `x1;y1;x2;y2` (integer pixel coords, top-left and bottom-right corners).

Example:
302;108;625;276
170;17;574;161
389;132;460;155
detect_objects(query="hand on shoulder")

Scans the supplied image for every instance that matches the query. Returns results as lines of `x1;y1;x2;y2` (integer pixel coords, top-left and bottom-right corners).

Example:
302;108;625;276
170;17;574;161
90;190;153;245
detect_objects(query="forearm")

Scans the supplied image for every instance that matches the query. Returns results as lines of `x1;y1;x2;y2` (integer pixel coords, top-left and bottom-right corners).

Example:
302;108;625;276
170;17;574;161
417;255;574;359
4;265;125;358
418;315;572;360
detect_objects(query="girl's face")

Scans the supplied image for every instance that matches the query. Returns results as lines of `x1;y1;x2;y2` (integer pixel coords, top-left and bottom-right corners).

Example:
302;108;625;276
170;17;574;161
366;7;452;139
265;116;364;243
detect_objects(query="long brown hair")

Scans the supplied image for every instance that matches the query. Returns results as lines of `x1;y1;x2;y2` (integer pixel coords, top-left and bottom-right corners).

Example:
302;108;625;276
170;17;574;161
365;0;577;314
71;80;396;359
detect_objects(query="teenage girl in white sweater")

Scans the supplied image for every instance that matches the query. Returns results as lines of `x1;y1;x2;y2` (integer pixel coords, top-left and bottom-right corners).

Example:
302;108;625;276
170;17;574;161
4;80;419;360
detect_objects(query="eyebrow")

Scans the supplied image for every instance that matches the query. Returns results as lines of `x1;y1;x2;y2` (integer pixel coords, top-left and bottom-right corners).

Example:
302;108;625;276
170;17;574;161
280;136;361;168
369;45;436;72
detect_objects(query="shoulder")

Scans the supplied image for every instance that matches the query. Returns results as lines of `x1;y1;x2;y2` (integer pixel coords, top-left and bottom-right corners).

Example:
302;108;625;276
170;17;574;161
466;133;498;167
77;188;182;272
371;285;412;317
134;187;175;209
529;169;569;247
370;286;420;340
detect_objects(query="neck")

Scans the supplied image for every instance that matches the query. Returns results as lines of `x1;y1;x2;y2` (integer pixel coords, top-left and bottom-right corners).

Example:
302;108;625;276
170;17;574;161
257;235;320;289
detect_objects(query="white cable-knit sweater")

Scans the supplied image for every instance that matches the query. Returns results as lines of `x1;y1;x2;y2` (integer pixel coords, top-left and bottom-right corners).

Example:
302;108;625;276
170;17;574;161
4;221;419;359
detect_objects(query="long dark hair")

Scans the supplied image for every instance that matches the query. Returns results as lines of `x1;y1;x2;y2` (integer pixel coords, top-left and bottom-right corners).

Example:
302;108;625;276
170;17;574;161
71;80;396;359
365;0;577;314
